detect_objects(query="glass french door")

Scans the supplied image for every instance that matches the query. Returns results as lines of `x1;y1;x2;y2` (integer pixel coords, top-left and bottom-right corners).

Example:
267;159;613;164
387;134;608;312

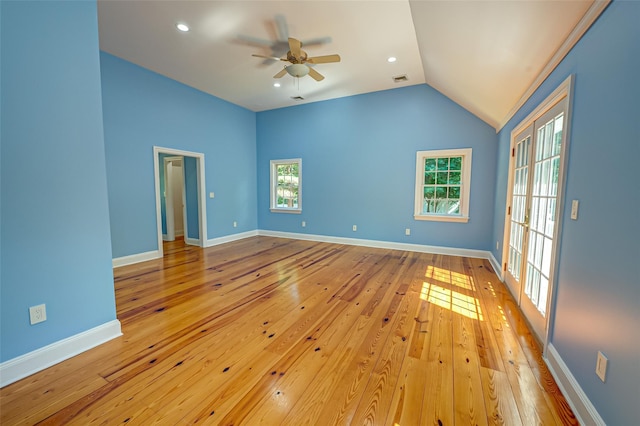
505;100;566;341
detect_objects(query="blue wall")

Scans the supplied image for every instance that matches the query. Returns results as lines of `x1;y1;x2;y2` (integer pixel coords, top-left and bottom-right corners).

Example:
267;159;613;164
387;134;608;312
257;85;497;250
100;53;257;258
0;1;117;361
492;2;640;424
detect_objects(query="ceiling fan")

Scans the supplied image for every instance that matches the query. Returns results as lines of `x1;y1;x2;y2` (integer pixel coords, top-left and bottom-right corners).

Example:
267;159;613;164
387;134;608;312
238;14;331;64
252;37;341;82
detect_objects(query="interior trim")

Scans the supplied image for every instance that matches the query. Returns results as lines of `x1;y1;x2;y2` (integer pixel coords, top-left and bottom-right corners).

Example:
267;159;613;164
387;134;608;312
113;249;161;268
0;320;122;388
545;344;605;426
258;229;494;261
205;230;259;248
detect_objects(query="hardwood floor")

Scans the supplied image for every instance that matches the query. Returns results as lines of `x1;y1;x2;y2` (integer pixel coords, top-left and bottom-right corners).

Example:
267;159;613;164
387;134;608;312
0;236;576;425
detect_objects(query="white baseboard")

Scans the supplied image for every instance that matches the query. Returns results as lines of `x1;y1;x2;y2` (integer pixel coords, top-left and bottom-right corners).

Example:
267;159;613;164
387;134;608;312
114;230;497;270
112;250;161;268
488;252;504;281
257;230;494;261
184;237;201;246
205;230;259;248
545;344;605;426
0;320;122;388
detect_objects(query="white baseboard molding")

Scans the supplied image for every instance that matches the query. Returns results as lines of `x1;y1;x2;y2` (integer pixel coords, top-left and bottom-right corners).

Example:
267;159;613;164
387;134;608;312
545;344;605;426
162;234;170;242
185;237;201;246
258;230;494;261
0;320;122;388
113;250;161;268
206;230;259;248
488;252;504;281
114;230;498;270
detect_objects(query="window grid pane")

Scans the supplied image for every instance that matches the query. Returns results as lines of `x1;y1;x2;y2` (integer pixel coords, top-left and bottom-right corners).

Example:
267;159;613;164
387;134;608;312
422;155;462;215
274;161;300;209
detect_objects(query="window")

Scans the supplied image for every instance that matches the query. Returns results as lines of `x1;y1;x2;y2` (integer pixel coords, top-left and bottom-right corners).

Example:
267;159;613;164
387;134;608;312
270;159;301;213
414;148;471;222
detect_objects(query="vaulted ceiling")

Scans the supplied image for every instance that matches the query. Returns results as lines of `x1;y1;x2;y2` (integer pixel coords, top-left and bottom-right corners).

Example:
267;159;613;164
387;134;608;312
97;0;605;130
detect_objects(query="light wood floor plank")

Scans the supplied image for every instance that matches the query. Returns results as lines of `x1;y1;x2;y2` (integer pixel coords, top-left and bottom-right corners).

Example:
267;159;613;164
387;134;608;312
0;237;577;425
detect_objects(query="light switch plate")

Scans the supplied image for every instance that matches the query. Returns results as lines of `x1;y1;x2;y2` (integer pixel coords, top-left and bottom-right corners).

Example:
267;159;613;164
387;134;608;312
571;200;579;220
596;351;608;382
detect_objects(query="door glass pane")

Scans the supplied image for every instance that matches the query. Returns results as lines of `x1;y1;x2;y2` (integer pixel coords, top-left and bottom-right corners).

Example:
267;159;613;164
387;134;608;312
523;111;564;316
543;122;553;159
537;198;547;233
536;127;545;161
538;276;549;316
542;236;553;277
545;199;556;237
508;134;531;282
553;115;563;156
541;159;550;196
550;157;560;196
534;163;541;196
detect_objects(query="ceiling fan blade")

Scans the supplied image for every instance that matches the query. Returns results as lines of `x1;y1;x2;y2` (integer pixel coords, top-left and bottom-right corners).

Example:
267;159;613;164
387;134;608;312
274;14;289;41
273;68;288;79
307;67;325;81
301;36;332;47
237;34;275;47
252;53;286;61
288;37;302;61
306;54;341;64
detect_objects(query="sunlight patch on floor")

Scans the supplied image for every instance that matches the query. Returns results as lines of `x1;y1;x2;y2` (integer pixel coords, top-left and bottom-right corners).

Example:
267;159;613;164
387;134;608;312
425;265;475;291
420;282;484;321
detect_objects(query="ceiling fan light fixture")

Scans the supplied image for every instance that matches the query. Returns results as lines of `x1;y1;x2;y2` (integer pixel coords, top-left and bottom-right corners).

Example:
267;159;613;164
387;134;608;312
285;64;310;78
176;23;190;32
273;82;281;88
387;56;397;63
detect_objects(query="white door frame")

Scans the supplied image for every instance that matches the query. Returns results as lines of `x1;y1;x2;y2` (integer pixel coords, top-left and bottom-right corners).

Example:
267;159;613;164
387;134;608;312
501;75;574;351
153;146;207;257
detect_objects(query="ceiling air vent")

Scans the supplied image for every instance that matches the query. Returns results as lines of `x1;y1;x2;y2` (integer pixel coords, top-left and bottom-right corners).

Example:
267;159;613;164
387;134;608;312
392;74;409;83
290;96;305;101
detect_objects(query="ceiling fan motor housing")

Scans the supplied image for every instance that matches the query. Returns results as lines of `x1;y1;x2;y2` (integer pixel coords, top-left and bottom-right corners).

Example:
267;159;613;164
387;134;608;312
286;63;310;78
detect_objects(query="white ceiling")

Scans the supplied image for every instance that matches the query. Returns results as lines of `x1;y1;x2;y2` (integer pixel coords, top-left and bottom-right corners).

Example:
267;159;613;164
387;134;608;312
97;0;599;129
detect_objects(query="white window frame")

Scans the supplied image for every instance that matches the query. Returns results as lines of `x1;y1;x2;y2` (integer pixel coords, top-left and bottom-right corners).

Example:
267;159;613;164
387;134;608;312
270;158;302;214
414;148;472;223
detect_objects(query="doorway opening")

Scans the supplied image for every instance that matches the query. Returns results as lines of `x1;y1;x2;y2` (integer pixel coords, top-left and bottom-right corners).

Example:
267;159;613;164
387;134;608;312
163;156;186;242
153;147;207;257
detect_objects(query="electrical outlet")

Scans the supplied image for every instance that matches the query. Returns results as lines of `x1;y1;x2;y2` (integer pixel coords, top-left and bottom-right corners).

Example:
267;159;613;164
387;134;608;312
301;221;306;227
405;228;411;236
233;221;237;228
496;241;500;250
209;192;215;198
352;225;357;232
596;351;608;382
29;304;47;325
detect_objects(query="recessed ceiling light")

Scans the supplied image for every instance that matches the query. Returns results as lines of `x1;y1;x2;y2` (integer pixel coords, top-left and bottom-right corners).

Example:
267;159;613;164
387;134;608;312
176;23;190;32
387;57;397;63
273;82;281;88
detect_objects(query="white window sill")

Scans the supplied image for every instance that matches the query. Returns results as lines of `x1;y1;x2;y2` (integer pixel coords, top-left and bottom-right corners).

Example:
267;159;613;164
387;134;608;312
271;208;302;214
414;214;469;223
